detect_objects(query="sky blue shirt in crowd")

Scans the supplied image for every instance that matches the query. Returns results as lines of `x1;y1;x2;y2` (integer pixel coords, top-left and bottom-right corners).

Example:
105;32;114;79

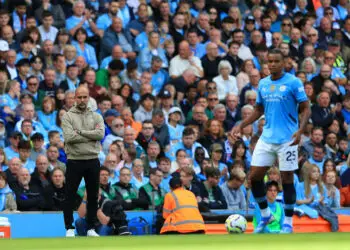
165;141;208;162
4;147;19;160
66;16;93;37
96;12;124;31
138;47;168;72
130;175;149;190
37;110;57;131
160;175;171;193
0;94;19;110
296;182;329;207
190;43;206;59
100;56;128;69
15;52;32;63
23;159;36;174
167;123;184;145
308;157;326;174
72;41;98;70
150;69;169;96
257;73;308;144
135;32;148;51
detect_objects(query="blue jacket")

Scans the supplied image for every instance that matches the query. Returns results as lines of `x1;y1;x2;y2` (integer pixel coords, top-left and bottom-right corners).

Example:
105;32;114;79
100;26;135;60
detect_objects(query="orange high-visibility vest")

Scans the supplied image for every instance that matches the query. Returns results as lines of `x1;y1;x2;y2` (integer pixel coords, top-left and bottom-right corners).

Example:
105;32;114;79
160;188;205;234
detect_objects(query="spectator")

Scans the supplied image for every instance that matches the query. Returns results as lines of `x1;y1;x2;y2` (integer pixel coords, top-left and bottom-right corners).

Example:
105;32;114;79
0;79;20;111
127;3;149;37
38;11;59;43
113;167;147;210
311;91;339;130
15;59;30;89
59;64;80;92
130;159;149;189
324;170;341;208
0;171;17;212
31;155;52;189
304;144;327;175
198;167;227;209
136;120;158;153
51;167;65;211
236;59;255;93
121;107;141;136
65;1;101;38
18;139;36;174
102;117;124;154
222;41;243;76
152;109;170;150
253;180;285;233
72;28;98;70
169;40;203;78
139;168;166;210
201;42;220;81
30;133;46;162
296;164;338;232
139;31;168;72
103;153;121;185
12;0;27;34
96;0;124;33
100;17;135;61
143;141;161;176
221;168;246;210
14;168;48;211
47;145;66;172
213;60;238;101
134;94;155;123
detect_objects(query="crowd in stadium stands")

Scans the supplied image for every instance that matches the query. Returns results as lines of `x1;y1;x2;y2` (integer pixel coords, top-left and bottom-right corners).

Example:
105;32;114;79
1;0;350;230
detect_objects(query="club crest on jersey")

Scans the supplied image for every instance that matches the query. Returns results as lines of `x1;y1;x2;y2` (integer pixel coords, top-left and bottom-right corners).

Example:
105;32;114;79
279;85;286;91
270;85;276;92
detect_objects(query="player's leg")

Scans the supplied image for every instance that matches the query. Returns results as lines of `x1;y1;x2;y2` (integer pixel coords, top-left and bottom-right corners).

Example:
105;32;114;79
63;160;85;235
280;171;295;233
250;139;276;233
278;142;299;233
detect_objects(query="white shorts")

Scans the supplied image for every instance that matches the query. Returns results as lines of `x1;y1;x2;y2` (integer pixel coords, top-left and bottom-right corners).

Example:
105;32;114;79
251;138;298;171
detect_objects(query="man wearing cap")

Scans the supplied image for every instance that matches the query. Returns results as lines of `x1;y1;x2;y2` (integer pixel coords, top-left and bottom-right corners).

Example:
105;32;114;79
0;39;9;63
152;109;170;150
328;40;346;73
243;16;256;46
150;56;169;96
4;132;22;160
103;117;124;154
160;177;205;234
30;133;46;162
158;89;174;121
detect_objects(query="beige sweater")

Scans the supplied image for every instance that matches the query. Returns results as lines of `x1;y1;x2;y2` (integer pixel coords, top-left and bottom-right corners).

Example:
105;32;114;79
61;106;105;160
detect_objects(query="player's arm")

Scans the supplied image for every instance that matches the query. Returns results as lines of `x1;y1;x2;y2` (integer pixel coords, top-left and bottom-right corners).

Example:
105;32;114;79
231;104;264;135
291;101;311;145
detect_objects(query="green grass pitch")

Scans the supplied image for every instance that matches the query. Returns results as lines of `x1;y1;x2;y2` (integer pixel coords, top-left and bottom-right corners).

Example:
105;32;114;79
0;233;350;250
0;233;349;250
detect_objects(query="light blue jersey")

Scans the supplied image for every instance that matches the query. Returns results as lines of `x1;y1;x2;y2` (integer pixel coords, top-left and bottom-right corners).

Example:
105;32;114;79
167;123;184;145
257;73;308;144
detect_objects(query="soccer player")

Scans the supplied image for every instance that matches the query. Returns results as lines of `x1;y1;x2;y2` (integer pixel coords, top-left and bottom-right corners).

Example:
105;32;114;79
231;49;311;233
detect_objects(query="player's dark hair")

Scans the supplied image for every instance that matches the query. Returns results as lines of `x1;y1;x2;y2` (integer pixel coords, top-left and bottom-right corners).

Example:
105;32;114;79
268;48;284;59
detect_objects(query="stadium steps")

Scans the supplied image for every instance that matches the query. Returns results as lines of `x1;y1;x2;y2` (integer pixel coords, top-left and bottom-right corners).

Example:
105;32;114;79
205;215;350;234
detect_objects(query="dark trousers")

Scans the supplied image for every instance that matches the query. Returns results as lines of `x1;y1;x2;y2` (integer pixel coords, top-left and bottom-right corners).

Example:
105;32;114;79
63;158;100;230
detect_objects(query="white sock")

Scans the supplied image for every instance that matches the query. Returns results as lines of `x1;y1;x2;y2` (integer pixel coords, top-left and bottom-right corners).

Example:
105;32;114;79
260;207;271;218
284;216;293;226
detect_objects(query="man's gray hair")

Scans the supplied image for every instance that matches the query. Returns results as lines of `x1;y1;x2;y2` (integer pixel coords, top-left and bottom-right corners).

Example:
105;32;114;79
213;103;226;113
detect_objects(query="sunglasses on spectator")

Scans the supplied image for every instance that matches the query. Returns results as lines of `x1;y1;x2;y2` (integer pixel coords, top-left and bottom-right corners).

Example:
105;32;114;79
307;34;317;37
207;86;217;90
282;23;291;26
209;11;217;14
114;124;123;127
208;98;218;101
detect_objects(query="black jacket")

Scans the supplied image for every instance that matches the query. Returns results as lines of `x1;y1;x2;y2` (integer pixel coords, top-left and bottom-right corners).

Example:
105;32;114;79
113;182;148;210
198;181;227;209
201;55;220;81
221;54;243;76
13;182;47;211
